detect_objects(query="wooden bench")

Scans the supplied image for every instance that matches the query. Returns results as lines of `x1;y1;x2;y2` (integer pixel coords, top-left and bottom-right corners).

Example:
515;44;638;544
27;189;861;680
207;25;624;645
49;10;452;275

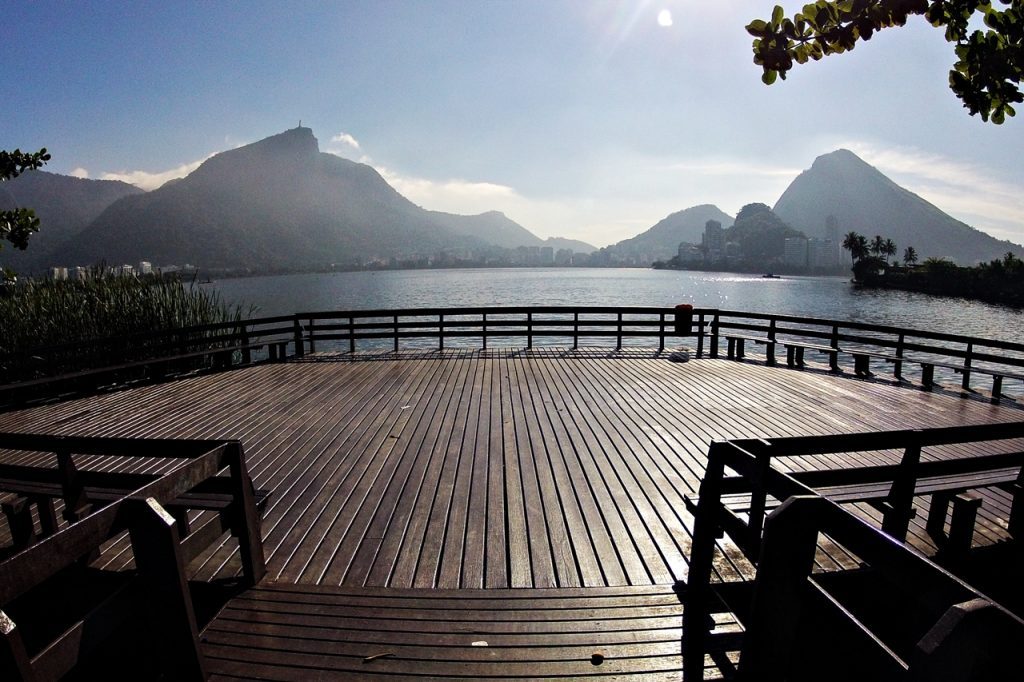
0;438;267;680
954;365;1024;402
724;334;777;365
683;425;1024;682
844;348;904;378
685;448;1024;563
781;340;840;372
0;466;271;551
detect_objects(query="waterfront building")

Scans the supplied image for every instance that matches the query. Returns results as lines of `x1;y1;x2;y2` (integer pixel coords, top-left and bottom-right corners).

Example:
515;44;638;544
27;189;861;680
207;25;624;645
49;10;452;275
784;236;809;267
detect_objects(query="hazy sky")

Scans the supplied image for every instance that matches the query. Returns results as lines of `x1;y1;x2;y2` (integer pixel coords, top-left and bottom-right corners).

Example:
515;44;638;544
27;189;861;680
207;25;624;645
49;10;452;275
5;1;1022;247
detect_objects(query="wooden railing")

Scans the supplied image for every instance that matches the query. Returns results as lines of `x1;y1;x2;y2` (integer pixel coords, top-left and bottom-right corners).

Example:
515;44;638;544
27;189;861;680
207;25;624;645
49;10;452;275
2;306;1023;408
291;306;696;354
683;421;1024;680
0;434;267;681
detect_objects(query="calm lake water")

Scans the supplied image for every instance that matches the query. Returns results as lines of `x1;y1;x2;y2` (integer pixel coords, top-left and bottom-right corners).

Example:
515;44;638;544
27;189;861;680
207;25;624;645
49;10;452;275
207;267;1023;344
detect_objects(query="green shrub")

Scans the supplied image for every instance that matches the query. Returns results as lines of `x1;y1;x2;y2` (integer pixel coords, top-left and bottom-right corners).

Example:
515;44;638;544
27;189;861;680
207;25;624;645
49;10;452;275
0;271;252;381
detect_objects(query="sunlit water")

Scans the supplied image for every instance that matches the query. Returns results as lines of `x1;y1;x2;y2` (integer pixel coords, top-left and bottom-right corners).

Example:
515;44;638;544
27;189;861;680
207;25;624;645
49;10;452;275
207;268;1023;344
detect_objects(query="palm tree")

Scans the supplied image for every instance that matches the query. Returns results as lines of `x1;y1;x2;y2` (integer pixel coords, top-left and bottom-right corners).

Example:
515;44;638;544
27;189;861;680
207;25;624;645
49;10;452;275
903;246;918;267
870;235;885;258
883;238;897;265
842;231;868;265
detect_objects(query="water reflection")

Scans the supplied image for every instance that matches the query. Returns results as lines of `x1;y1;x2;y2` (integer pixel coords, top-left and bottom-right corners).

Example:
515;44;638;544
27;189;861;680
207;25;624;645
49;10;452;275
208;268;1022;344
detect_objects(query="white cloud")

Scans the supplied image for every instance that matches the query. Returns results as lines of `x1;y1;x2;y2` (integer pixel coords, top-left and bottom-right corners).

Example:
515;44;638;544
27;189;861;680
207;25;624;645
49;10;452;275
838;141;1024;244
657;10;673;27
330;132;361;149
69;167;90;179
100;156;210;191
377;165;520;209
327;132;362;158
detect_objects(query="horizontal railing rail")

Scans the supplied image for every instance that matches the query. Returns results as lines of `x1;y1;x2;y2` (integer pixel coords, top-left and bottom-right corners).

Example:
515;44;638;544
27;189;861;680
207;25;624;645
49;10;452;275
3;306;1023;408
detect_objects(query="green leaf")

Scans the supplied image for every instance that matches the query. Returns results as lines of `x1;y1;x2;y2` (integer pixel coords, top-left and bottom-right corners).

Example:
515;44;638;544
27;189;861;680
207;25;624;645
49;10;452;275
772;4;785;26
746;19;769;36
762;69;779;85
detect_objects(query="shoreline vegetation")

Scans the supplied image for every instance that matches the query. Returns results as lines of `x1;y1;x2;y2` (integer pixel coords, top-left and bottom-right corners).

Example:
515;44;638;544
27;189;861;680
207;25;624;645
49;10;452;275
0;270;251;382
842;231;1024;308
854;255;1024;307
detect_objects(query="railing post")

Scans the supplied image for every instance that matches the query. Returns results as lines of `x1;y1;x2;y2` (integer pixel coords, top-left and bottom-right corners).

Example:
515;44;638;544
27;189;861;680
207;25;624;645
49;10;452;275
308;317;316;354
766;318;777;366
962;342;973;390
394;315;400;353
829;324;840;372
57;450;91;524
659;312;665;352
573;312;579;350
882;439;922;541
125;498;207;681
482;312;487;350
292;317;304;358
895;332;905;379
439;313;444;351
349;316;355;354
616;312;623;351
697;313;705;357
710;312;720;358
527;312;533;350
239;324;251;365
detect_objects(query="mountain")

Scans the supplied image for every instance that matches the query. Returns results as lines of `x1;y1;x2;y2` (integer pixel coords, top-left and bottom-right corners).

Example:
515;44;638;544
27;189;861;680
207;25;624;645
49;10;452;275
773;149;1022;265
727;203;805;262
603;204;735;261
0;171;142;272
542;236;595;254
49;128;506;271
428;210;595;253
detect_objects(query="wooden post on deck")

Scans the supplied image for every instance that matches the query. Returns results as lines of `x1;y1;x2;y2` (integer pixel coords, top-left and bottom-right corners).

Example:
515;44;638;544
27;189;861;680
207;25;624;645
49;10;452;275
125;498;207;681
961;342;973;390
736;496;823;680
710;313;720;358
881;441;922;541
292;317;304;358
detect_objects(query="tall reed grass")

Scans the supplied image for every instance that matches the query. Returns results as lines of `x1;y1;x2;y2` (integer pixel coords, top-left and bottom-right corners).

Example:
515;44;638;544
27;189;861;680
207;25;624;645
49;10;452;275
0;271;253;382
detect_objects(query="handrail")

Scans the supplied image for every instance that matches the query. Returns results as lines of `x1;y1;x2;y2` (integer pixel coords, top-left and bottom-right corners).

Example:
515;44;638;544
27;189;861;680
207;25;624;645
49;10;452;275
683;420;1024;681
3;306;1024;408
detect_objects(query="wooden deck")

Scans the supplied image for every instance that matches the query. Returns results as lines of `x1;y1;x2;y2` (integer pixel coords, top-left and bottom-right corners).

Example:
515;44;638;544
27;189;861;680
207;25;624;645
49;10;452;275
1;348;1021;679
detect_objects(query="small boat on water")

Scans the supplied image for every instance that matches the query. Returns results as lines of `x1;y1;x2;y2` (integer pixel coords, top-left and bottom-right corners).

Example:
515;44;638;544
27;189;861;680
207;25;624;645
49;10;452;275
761;273;781;279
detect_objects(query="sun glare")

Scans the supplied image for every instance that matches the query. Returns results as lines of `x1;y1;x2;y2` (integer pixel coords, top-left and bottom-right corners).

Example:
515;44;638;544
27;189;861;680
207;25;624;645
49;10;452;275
657;9;673;27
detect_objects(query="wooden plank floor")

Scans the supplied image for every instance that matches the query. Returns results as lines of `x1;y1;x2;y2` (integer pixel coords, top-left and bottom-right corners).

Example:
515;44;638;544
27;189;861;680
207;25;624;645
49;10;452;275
1;348;1020;589
4;349;1023;679
199;582;729;681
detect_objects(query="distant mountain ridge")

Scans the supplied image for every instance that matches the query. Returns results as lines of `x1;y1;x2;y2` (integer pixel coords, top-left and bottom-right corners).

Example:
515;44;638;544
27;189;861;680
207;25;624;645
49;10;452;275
773;149;1022;264
47;129;591;271
601;204;735;261
0;171;142;271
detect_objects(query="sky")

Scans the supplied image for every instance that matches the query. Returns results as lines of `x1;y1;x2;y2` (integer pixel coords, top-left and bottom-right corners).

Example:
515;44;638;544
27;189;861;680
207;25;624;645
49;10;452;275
4;0;1023;248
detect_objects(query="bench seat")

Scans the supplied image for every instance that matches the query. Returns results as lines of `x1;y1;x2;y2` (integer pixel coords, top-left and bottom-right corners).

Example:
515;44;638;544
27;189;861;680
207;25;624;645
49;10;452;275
781;341;840;371
842;348;904;377
723;334;777;365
